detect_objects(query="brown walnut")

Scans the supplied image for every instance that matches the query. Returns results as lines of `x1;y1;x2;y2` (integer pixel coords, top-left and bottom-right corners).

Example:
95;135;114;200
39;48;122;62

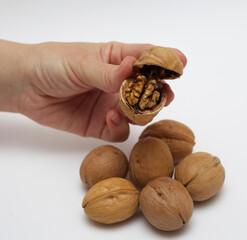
129;137;174;189
140;177;194;231
139;120;195;164
119;47;183;124
80;145;128;188
175;152;225;201
82;178;139;224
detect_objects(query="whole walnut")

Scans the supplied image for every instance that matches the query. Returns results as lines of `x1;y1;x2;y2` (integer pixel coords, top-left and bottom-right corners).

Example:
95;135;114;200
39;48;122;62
80;145;128;188
139;119;195;164
175;152;225;201
140;177;194;231
129;137;174;189
82;178;139;224
119;47;183;123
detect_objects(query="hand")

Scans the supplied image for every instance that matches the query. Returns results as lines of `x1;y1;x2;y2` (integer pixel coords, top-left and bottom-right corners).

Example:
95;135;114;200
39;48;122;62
0;40;187;142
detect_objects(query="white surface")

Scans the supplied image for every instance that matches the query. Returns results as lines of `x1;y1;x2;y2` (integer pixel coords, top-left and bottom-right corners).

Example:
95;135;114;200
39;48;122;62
0;0;247;239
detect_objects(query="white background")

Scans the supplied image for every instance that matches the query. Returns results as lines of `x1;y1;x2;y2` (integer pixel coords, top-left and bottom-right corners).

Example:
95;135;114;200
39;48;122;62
0;0;247;239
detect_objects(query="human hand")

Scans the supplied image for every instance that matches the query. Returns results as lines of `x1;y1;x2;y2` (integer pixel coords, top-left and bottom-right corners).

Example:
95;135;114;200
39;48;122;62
0;40;187;142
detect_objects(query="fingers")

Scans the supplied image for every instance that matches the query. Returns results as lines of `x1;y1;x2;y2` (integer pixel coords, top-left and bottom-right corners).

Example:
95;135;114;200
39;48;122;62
84;43;186;94
117;56;137;83
106;42;187;68
171;48;187;67
101;109;130;142
107;42;154;65
87;56;136;93
163;82;175;106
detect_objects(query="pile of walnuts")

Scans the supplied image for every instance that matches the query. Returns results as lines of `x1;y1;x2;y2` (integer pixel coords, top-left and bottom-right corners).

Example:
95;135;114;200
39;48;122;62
80;46;225;232
80;119;225;232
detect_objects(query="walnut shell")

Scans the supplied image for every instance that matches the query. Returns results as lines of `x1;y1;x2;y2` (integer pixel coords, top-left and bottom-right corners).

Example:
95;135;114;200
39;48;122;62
119;78;166;123
119;46;183;124
140;177;193;231
80;145;128;188
175;152;225;201
82;177;139;224
139;120;195;164
129;137;174;189
133;47;183;79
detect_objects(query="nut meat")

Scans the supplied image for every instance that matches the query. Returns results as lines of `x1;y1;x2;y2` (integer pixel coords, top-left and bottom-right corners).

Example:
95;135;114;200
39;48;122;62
140;177;193;231
125;75;162;111
82;178;139;224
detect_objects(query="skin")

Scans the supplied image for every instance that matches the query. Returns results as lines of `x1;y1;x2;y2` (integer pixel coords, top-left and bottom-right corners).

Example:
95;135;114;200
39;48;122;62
0;40;187;142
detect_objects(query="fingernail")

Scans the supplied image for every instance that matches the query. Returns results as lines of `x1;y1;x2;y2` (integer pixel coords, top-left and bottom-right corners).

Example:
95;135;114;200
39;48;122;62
111;113;122;126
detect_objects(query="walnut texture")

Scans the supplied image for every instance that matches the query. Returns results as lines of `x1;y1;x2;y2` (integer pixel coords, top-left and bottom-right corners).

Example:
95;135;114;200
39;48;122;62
129;137;174;189
175;152;225;201
125;75;162;111
82;178;139;224
125;75;146;107
140;177;193;231
80;145;128;188
133;47;183;78
139;120;195;165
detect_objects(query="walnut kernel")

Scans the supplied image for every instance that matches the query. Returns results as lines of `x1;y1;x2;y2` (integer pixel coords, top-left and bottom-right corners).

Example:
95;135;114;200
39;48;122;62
125;75;162;111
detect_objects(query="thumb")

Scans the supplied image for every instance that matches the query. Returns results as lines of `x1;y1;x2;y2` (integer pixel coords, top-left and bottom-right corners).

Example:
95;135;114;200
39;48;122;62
87;56;136;93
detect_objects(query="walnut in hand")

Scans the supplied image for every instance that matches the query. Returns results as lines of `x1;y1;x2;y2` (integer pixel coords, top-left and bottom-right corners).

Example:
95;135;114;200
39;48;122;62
119;47;183;123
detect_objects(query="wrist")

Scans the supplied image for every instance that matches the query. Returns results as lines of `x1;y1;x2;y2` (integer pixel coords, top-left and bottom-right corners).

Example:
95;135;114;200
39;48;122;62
0;40;31;113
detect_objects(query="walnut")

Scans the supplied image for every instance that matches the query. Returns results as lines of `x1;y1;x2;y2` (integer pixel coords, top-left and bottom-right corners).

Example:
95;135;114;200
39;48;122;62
129;137;174;189
82;178;139;224
79;145;128;188
139;120;195;165
175;152;225;201
119;47;183;123
140;177;193;231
